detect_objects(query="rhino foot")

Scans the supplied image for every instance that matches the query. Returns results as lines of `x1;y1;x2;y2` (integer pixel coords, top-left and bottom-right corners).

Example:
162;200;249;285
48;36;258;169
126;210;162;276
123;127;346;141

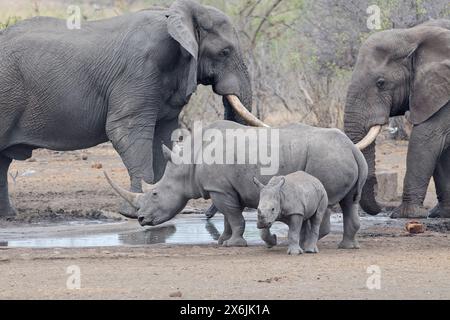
218;233;231;245
304;245;319;254
287;245;303;255
338;239;360;250
223;237;247;247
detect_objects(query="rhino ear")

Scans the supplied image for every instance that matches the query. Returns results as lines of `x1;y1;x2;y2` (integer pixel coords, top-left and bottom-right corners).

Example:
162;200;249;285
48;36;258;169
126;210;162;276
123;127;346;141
408;26;450;124
166;0;200;100
253;177;265;190
276;177;286;190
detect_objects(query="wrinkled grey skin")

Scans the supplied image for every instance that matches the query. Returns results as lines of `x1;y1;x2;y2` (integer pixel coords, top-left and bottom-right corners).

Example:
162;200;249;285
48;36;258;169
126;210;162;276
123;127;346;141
344;19;450;219
111;120;367;249
0;0;252;217
254;172;328;255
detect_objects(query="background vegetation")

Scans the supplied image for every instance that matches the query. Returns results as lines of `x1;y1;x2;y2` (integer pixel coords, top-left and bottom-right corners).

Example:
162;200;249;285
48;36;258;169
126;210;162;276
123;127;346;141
0;0;449;132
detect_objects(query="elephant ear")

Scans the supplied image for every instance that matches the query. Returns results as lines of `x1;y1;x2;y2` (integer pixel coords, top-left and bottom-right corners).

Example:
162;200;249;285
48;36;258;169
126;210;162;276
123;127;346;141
166;0;200;100
408;26;450;124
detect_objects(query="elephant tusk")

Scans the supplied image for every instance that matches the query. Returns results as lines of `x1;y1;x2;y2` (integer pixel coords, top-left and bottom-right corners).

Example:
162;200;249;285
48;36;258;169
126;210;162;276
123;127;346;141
226;95;270;128
104;171;142;216
356;125;382;150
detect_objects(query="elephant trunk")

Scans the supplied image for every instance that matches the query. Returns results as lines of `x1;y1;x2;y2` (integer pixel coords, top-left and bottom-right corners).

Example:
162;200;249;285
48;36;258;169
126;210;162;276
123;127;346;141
344;106;382;215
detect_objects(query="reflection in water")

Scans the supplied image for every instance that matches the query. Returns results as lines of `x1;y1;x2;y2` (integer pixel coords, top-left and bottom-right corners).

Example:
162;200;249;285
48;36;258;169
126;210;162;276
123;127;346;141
205;220;221;241
120;225;177;245
1;214;289;248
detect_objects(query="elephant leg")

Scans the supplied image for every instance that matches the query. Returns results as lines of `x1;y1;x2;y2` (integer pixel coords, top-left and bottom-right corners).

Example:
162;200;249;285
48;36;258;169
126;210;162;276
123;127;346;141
391;124;444;219
106;104;157;217
429;147;450;218
338;195;361;249
0;155;16;217
152;118;179;182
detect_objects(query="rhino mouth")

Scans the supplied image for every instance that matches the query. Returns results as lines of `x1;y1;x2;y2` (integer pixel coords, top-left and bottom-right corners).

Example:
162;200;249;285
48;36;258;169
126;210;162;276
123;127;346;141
257;221;272;229
138;216;154;227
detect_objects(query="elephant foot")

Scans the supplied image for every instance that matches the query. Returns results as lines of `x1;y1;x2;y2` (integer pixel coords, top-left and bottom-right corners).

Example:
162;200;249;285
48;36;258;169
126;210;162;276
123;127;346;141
223;237;247;247
204;205;218;219
218;232;231;245
303;245;319;254
428;204;450;218
119;201;138;219
391;203;428;219
287;245;303;255
338;239;360;250
0;204;17;218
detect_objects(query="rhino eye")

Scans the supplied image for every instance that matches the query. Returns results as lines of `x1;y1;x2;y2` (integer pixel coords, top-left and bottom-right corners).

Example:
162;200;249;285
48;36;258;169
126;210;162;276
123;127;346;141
152;191;158;196
272;208;275;212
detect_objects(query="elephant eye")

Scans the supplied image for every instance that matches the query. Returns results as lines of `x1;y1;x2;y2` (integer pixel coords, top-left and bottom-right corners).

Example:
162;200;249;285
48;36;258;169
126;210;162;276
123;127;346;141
152;191;158;196
376;78;385;89
219;47;231;58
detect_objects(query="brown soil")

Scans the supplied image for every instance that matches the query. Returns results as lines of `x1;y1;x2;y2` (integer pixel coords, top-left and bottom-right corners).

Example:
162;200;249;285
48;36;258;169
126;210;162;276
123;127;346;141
0;140;449;300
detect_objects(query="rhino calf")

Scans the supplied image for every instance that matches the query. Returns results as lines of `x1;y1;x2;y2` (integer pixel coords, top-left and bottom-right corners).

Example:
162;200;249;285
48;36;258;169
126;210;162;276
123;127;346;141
254;171;328;255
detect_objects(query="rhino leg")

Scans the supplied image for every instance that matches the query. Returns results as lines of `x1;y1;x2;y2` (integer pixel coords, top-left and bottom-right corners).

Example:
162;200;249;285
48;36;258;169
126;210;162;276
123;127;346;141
218;215;232;245
211;192;247;247
303;213;322;254
222;212;247;247
319;208;332;239
287;214;304;255
260;228;277;248
205;204;218;219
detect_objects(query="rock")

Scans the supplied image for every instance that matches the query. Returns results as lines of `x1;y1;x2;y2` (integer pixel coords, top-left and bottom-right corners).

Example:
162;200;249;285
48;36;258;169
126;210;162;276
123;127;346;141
81;155;88;160
376;171;398;202
406;221;426;234
91;163;103;169
169;291;182;298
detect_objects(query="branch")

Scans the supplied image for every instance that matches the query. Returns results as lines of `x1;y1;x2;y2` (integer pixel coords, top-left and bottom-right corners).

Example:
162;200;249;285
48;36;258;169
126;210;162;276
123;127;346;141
251;0;284;48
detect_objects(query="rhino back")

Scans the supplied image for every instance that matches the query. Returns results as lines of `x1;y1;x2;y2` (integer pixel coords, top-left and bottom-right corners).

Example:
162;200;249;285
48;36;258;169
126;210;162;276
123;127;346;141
195;121;358;208
280;171;327;219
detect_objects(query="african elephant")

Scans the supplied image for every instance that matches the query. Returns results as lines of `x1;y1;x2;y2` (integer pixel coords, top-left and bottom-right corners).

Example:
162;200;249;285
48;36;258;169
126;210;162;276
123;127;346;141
0;0;265;217
344;19;450;219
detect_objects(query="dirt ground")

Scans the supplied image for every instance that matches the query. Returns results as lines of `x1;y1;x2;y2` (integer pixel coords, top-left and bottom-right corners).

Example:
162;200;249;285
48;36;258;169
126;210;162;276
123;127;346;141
0;140;449;300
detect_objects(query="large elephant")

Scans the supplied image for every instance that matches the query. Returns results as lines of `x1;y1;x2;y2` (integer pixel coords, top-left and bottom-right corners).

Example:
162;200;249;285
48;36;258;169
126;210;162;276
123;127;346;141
344;19;450;218
0;0;266;217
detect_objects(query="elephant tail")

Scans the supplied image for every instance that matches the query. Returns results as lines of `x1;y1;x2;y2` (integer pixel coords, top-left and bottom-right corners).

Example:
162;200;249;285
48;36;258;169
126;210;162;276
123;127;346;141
352;145;369;204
